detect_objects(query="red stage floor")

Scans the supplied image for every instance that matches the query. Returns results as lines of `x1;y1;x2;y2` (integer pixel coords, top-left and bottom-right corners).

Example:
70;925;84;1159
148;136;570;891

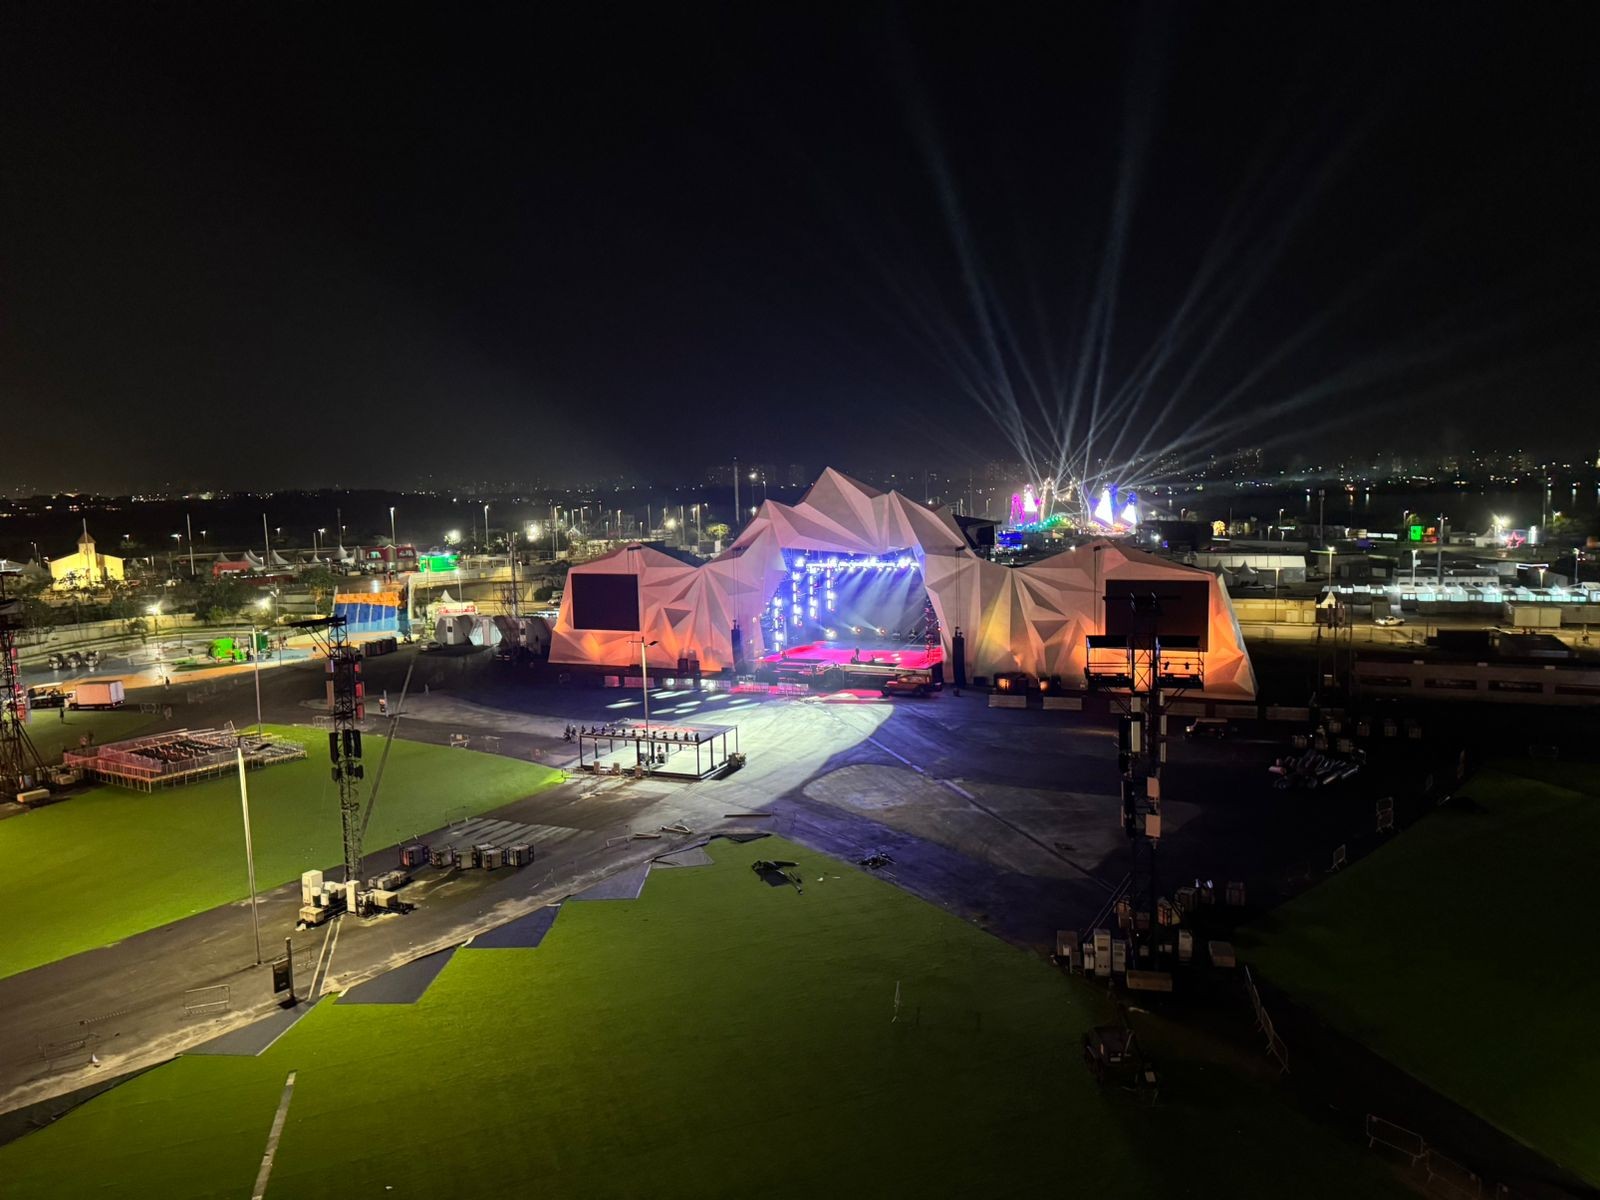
760;642;943;671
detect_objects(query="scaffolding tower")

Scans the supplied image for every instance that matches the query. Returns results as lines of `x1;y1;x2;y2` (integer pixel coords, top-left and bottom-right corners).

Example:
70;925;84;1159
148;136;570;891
0;569;46;795
293;617;367;902
1085;590;1203;959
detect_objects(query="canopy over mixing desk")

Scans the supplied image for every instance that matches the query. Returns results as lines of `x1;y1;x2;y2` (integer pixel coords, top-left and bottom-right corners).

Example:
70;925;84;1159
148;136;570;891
574;721;738;780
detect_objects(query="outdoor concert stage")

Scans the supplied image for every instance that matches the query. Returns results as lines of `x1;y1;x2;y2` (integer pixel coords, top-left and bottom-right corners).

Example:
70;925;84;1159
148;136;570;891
760;642;943;672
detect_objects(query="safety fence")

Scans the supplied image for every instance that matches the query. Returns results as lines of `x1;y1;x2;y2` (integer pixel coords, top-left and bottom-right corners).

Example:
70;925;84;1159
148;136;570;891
1242;966;1290;1075
1365;1114;1533;1200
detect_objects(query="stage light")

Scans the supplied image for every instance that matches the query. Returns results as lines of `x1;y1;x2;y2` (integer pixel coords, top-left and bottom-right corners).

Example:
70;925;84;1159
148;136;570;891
1093;488;1114;525
824;629;837;639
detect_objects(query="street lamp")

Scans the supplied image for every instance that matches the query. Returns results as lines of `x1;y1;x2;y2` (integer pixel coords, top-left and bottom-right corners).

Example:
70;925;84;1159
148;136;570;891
389;506;397;549
234;747;263;965
632;636;659;741
483;503;490;553
249;622;265;734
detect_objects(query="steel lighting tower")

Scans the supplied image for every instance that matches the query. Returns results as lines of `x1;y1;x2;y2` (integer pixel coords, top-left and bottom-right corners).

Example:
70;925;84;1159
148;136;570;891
293;616;366;909
1086;587;1203;962
0;568;46;793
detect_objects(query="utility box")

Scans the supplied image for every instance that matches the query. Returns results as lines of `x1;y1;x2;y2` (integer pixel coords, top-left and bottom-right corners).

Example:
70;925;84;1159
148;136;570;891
507;843;533;867
481;846;505;870
429;845;452;869
300;870;324;906
1111;939;1128;975
1177;930;1194;963
1092;928;1113;978
1056;930;1080;971
1208;940;1237;969
401;843;429;869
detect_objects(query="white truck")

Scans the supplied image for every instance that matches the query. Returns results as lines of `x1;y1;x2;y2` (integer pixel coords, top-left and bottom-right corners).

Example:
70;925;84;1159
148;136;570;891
69;680;125;710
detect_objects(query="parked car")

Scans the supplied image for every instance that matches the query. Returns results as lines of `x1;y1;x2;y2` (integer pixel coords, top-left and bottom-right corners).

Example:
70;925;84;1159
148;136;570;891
47;653;65;671
1374;615;1405;627
880;671;935;698
1185;718;1230;740
420;640;444;653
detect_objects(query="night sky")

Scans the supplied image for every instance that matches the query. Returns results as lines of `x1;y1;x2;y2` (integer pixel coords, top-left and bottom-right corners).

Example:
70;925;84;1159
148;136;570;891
3;3;1596;491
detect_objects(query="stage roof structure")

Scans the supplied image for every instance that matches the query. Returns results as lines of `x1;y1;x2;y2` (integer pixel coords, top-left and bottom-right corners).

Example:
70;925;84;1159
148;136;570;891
550;468;1255;696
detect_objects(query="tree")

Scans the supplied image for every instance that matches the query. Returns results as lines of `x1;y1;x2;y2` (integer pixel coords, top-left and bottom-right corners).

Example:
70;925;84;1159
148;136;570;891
189;577;248;622
706;523;730;541
300;565;339;611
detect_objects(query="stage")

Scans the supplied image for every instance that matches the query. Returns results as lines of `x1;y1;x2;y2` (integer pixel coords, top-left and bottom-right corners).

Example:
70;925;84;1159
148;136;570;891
760;641;943;672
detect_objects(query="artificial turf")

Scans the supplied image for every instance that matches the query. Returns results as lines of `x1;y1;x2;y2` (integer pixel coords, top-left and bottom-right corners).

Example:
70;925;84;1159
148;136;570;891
1239;759;1600;1186
0;837;1409;1198
21;707;154;766
0;725;562;979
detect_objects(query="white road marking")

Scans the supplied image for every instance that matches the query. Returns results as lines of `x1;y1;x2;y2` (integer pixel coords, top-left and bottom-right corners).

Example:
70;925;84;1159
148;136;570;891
318;920;343;997
251;1070;298;1200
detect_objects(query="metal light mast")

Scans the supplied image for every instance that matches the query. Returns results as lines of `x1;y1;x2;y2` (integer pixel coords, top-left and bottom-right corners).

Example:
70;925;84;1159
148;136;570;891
1086;583;1204;965
0;568;46;794
293;616;366;909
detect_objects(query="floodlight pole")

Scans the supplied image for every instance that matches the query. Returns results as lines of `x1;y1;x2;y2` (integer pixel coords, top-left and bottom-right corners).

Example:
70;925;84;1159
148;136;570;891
236;748;263;965
251;624;264;735
640;638;652;734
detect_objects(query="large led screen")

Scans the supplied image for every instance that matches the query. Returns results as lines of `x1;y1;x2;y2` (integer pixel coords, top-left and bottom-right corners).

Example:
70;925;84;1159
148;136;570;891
1102;578;1210;649
569;573;641;632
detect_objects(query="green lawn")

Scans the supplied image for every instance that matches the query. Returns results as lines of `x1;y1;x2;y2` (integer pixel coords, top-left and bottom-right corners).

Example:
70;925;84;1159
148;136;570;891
1239;759;1600;1186
0;726;562;979
23;707;154;765
0;838;1407;1198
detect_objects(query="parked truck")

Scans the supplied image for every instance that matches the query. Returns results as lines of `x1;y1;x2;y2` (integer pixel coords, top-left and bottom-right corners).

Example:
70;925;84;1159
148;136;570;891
69;680;125;710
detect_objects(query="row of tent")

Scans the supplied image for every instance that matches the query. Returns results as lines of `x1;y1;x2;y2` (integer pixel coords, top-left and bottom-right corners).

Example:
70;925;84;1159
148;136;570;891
212;546;402;575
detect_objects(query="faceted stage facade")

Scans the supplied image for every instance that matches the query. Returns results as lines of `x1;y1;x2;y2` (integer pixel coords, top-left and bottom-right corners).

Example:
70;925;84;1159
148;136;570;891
550;469;1255;696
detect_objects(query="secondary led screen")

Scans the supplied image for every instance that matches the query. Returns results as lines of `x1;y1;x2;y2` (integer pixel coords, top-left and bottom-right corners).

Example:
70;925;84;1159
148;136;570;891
569;573;641;631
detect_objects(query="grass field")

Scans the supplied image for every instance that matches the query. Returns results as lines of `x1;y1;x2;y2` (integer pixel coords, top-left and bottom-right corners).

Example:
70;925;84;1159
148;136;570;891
21;707;154;766
0;837;1407;1198
1239;759;1600;1186
0;726;562;979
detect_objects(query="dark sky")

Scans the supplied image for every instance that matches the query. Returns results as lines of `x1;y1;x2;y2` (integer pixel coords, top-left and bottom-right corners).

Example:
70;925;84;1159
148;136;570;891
3;2;1597;492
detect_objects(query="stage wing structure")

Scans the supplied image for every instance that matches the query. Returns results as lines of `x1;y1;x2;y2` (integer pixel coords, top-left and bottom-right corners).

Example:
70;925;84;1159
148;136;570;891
551;468;1255;696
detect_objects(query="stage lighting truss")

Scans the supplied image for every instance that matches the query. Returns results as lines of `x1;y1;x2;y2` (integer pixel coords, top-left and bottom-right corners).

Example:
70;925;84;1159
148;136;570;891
772;548;922;645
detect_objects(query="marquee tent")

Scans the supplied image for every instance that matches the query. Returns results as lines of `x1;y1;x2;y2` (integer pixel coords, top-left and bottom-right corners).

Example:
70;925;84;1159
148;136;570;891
550;469;1255;695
